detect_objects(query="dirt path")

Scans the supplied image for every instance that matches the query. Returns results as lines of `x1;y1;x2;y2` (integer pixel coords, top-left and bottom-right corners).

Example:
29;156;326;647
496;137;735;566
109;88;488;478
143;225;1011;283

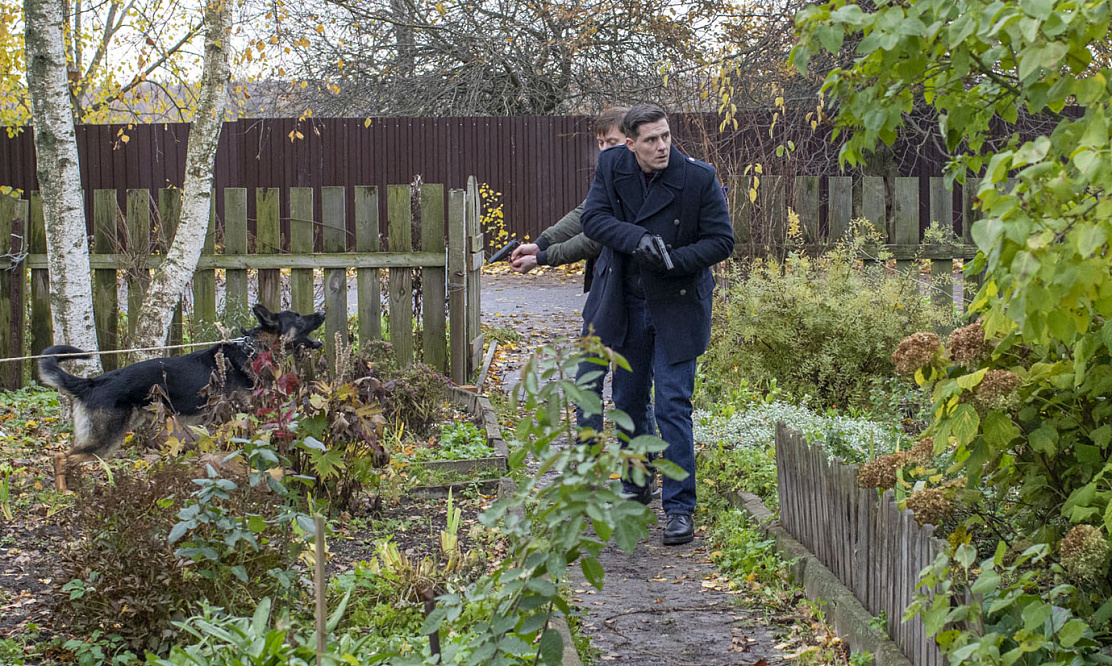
482;269;786;666
568;513;786;666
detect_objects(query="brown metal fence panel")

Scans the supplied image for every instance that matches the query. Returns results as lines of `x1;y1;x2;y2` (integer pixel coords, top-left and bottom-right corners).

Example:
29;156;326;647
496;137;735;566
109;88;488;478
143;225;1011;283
1;114;963;252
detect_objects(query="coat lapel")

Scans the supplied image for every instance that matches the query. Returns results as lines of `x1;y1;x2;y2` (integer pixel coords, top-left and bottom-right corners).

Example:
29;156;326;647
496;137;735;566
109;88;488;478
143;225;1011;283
635;146;686;223
612;150;643;221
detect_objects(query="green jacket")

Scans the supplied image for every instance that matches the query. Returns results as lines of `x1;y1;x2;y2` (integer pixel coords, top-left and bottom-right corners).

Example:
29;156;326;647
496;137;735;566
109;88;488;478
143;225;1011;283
535;201;600;293
535;202;601;266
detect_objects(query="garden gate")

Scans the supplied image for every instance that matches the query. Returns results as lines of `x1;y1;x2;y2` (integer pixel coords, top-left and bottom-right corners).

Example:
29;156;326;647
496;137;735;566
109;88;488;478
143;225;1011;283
0;178;485;389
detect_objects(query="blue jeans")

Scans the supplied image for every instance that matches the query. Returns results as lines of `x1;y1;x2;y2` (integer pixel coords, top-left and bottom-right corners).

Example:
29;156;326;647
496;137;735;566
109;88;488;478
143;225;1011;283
611;295;698;516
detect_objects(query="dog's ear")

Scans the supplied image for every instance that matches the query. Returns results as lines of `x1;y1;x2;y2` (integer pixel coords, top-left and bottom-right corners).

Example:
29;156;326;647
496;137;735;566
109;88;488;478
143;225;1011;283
302;311;327;333
252;303;280;330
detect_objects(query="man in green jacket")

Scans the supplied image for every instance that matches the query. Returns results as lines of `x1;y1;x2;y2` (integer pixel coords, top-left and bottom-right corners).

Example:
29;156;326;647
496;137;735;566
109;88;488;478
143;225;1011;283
509;106;627;290
509;107;641;448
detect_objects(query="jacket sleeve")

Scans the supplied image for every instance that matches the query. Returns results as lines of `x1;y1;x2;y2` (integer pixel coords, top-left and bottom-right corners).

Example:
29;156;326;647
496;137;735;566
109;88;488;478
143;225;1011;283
536;203;602;265
668;171;735;275
581;156;647;255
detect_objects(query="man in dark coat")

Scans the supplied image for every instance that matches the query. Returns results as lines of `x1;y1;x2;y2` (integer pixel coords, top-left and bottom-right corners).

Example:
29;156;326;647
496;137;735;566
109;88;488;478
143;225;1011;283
581;103;734;545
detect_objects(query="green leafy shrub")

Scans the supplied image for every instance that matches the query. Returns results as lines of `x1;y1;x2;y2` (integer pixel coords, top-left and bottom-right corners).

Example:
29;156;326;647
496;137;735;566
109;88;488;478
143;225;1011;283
406;422;492;462
53;458;304;656
705;235;951;409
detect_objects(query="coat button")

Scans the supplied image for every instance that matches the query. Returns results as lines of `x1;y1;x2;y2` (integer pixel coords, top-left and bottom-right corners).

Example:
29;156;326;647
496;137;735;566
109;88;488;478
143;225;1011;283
674;218;680;225
679;289;687;296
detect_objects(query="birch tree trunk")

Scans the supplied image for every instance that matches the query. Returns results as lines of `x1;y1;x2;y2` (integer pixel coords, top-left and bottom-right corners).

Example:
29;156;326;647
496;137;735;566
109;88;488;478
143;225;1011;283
24;0;101;375
131;0;231;359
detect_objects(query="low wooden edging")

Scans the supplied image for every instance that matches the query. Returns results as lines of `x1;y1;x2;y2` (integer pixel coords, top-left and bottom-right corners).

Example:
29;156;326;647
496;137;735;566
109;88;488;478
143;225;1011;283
446;385;509;459
727;490;913;666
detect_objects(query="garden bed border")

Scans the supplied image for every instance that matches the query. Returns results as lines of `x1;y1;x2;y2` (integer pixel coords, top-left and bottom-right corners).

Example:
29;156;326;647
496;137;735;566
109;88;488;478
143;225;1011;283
727;490;913;666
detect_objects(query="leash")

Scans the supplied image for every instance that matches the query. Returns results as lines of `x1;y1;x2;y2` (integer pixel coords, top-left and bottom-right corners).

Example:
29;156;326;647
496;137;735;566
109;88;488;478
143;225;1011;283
0;338;248;364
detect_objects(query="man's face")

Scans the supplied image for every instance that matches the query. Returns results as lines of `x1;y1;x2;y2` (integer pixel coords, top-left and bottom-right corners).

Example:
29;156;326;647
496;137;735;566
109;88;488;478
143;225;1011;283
596;127;625;152
626;118;671;173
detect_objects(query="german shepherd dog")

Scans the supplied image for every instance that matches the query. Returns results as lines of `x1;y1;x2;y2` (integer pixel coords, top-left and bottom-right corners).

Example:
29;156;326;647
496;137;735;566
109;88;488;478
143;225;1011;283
39;304;326;490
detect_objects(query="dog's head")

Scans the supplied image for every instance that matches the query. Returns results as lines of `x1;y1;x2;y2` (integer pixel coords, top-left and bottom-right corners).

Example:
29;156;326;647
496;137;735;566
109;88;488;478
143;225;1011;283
244;304;327;351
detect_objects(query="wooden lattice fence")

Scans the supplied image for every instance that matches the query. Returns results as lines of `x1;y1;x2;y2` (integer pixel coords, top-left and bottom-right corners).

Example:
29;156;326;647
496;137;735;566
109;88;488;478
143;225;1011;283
0;178;486;389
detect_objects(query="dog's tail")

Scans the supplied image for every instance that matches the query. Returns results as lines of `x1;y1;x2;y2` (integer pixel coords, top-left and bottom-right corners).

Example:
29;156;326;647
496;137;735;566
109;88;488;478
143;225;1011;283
38;346;94;398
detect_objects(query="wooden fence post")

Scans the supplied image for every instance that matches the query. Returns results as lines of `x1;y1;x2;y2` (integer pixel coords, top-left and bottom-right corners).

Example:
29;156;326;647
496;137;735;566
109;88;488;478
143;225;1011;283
387;185;414;368
355;186;381;345
191;195;217;343
223;189;250;328
861;176;886;243
726;175;750;253
828;176;852;242
322;186;347;369
29;194;51;382
892;177;918;278
794;176;820;243
0;196;26;388
465;178;483;375
158;188;184;353
256;188;281;313
448;189;467;384
928;177;954;312
93;190;119;370
290;188;315;317
421;184;447;374
126;189;150;350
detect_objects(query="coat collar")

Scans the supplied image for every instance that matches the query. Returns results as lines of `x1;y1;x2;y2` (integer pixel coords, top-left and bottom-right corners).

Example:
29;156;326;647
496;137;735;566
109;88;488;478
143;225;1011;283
613;145;688;223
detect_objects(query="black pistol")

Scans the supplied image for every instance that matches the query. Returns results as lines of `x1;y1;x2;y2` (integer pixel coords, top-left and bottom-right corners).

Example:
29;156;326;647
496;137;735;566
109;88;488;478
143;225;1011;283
651;235;674;271
486;239;521;265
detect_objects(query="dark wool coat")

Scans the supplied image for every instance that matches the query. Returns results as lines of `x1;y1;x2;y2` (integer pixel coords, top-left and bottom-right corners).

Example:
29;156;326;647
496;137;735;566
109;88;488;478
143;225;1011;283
580;144;734;364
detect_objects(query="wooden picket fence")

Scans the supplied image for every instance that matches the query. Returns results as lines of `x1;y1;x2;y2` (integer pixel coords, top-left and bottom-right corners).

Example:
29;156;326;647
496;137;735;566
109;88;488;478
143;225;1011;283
0;179;487;390
776;423;946;666
726;174;1000;312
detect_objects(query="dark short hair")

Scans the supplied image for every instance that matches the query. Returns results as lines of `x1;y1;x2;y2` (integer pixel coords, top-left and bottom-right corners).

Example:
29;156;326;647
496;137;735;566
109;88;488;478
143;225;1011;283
593;107;628;137
621;104;667;139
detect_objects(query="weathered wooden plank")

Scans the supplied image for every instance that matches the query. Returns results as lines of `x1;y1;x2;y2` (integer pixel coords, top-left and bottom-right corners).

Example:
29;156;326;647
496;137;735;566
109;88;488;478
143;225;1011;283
0;197;13;384
448;188;467;384
1;252;448;271
855;486;870;608
962;177;984;305
126;189;150;346
93;190;119;371
861;176;886;240
828;176;852;242
466;178;482;375
159;188;183;353
929;177;955;312
322;186;347;369
727;175;751;250
421;184;447;374
223;188;249;328
289;187;315;317
29;194;51;381
355;186;381;344
387;184;414;368
893;177;919;279
256;188;281;313
760;175;786;249
7;198;27;387
0;197;21;387
794;176;820;243
191;195;217;343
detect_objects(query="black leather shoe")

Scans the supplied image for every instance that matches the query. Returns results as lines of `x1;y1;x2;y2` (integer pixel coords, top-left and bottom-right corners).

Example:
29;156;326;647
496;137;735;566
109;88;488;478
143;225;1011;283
622;480;653;506
663;513;694;545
